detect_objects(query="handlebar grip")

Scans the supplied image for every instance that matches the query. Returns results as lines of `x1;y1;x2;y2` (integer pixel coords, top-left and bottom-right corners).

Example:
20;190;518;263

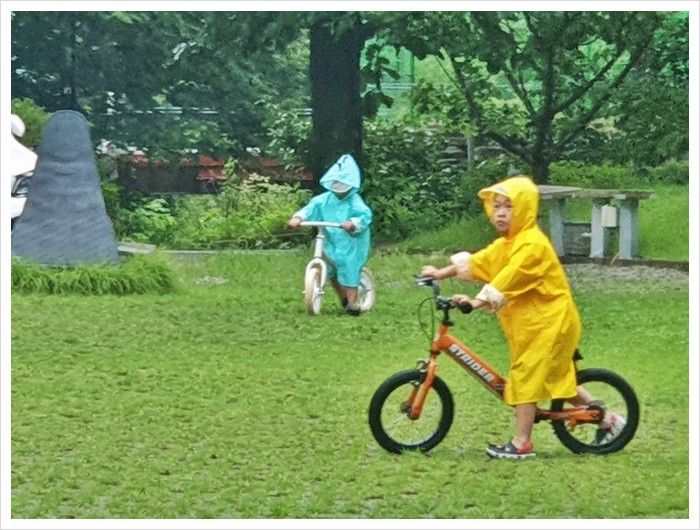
416;276;436;286
458;301;474;314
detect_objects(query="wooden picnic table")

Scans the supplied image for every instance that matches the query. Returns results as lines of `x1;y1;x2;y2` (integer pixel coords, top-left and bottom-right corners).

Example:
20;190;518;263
538;185;653;260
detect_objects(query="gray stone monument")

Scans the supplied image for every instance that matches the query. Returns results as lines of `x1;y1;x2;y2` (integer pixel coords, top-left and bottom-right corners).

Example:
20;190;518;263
11;110;119;266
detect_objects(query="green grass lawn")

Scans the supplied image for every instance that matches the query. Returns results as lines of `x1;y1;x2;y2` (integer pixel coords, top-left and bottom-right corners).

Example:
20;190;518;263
11;252;689;518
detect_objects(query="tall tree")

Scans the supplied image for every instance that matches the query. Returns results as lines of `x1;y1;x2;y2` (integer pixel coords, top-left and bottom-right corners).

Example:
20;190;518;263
307;14;375;177
393;11;662;182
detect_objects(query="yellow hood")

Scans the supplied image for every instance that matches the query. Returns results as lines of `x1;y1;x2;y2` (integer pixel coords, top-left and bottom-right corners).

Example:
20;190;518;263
477;176;539;238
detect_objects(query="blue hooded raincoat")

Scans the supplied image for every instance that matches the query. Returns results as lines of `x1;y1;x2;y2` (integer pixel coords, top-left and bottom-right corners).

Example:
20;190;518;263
293;154;372;287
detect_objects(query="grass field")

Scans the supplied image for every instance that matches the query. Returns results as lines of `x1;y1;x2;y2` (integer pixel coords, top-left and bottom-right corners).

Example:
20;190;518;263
10;251;689;519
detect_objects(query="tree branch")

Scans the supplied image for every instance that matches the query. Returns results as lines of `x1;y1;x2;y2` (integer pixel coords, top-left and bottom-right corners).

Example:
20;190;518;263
556;34;654;151
553;52;624;115
504;67;536;117
484;130;532;164
446;55;483;129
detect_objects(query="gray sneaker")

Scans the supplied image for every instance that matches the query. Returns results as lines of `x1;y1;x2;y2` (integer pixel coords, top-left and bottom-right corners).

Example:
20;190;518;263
593;413;626;444
344;302;361;316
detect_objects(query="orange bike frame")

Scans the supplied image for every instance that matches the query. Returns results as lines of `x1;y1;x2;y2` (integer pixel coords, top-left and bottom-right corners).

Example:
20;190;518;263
409;323;602;425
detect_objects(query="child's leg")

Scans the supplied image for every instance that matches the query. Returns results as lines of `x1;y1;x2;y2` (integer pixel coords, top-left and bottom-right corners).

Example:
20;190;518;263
513;403;537;447
329;278;347;305
335;263;362;314
345;286;358;304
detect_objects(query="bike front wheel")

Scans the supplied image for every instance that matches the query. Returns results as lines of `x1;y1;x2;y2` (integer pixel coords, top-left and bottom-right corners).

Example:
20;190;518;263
368;369;454;454
550;368;640;455
304;265;323;315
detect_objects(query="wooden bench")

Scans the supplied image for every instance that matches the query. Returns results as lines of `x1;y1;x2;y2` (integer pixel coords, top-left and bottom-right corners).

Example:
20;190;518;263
538;185;653;260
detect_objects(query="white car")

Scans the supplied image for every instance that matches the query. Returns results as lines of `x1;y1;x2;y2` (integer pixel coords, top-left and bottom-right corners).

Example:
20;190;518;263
10;114;37;229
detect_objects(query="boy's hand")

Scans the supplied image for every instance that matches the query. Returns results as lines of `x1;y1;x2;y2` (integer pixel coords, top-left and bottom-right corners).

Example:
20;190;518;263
453;294;488;310
341;221;355;233
421;265;440;279
288;217;302;229
452;294;472;305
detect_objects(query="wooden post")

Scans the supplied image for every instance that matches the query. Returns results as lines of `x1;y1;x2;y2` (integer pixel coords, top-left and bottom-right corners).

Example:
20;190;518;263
548;198;566;257
590;199;608;258
618;199;640;259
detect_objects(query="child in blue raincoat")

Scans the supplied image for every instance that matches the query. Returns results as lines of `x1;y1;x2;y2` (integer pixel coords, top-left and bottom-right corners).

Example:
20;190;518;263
288;154;372;315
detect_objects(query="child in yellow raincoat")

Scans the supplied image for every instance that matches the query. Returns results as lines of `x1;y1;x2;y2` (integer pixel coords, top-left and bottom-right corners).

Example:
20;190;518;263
421;175;624;459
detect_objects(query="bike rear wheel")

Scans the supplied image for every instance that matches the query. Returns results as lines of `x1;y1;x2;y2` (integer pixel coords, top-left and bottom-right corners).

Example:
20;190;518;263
304;265;323;315
368;369;454;454
550;368;639;455
357;267;376;312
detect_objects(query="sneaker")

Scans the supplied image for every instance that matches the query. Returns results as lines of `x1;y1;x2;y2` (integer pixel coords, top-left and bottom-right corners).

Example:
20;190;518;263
344;302;361;316
593;413;626;445
485;441;535;460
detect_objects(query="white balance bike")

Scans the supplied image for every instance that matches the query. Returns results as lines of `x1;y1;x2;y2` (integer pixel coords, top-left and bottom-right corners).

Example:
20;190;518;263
299;221;376;315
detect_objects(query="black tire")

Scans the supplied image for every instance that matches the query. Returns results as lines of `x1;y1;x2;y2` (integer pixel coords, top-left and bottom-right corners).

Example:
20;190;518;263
550;368;639;455
368;369;454;454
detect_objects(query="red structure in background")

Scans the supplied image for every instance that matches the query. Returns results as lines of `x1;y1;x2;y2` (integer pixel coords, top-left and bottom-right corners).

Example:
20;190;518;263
117;153;314;194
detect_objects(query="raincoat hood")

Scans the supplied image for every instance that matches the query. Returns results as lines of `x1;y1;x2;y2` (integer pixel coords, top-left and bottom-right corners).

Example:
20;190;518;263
478;176;539;238
319;154;361;196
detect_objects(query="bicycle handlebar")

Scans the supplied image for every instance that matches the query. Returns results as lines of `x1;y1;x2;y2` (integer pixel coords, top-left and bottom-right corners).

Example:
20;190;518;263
299;221;343;228
416;276;473;314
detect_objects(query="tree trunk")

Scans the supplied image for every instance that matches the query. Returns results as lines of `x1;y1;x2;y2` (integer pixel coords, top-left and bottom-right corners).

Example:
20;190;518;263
308;22;366;181
531;155;550;184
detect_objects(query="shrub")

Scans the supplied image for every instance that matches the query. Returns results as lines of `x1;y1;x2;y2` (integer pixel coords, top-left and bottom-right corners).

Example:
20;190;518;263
11;254;177;295
123;198;178;245
11;97;51;148
644;159;689;185
170;174;310;249
548;161;639;189
363;119;471;241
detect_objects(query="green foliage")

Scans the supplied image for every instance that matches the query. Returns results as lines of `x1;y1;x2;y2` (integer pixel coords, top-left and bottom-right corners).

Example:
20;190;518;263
363;118;470;241
170;174;310;249
548;159;688;188
10;97;51;148
408;80;478;137
548;161;638;189
261;102;312;166
11;12;310;159
389;11;666;180
126;198;178;245
645;159;689;185
11;254;177;295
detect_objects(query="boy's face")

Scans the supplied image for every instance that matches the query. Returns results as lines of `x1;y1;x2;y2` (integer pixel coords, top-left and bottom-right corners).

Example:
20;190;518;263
491;194;512;235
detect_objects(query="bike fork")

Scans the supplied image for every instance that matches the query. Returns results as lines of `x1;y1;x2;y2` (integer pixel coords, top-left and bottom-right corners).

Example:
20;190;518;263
408;356;438;420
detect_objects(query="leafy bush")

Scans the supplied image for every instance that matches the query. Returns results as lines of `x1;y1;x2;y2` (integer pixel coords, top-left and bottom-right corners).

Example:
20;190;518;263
548;161;639;189
644;159;689;185
11;97;51;148
170;174;310;249
262;102;311;166
124;198;178;245
363;119;471;241
12;254;177;295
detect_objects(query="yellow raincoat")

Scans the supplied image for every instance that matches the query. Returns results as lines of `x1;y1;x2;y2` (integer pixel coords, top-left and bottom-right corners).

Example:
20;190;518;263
451;176;580;405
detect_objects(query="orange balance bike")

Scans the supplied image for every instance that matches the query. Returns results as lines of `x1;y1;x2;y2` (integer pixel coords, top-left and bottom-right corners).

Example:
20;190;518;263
368;277;640;455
